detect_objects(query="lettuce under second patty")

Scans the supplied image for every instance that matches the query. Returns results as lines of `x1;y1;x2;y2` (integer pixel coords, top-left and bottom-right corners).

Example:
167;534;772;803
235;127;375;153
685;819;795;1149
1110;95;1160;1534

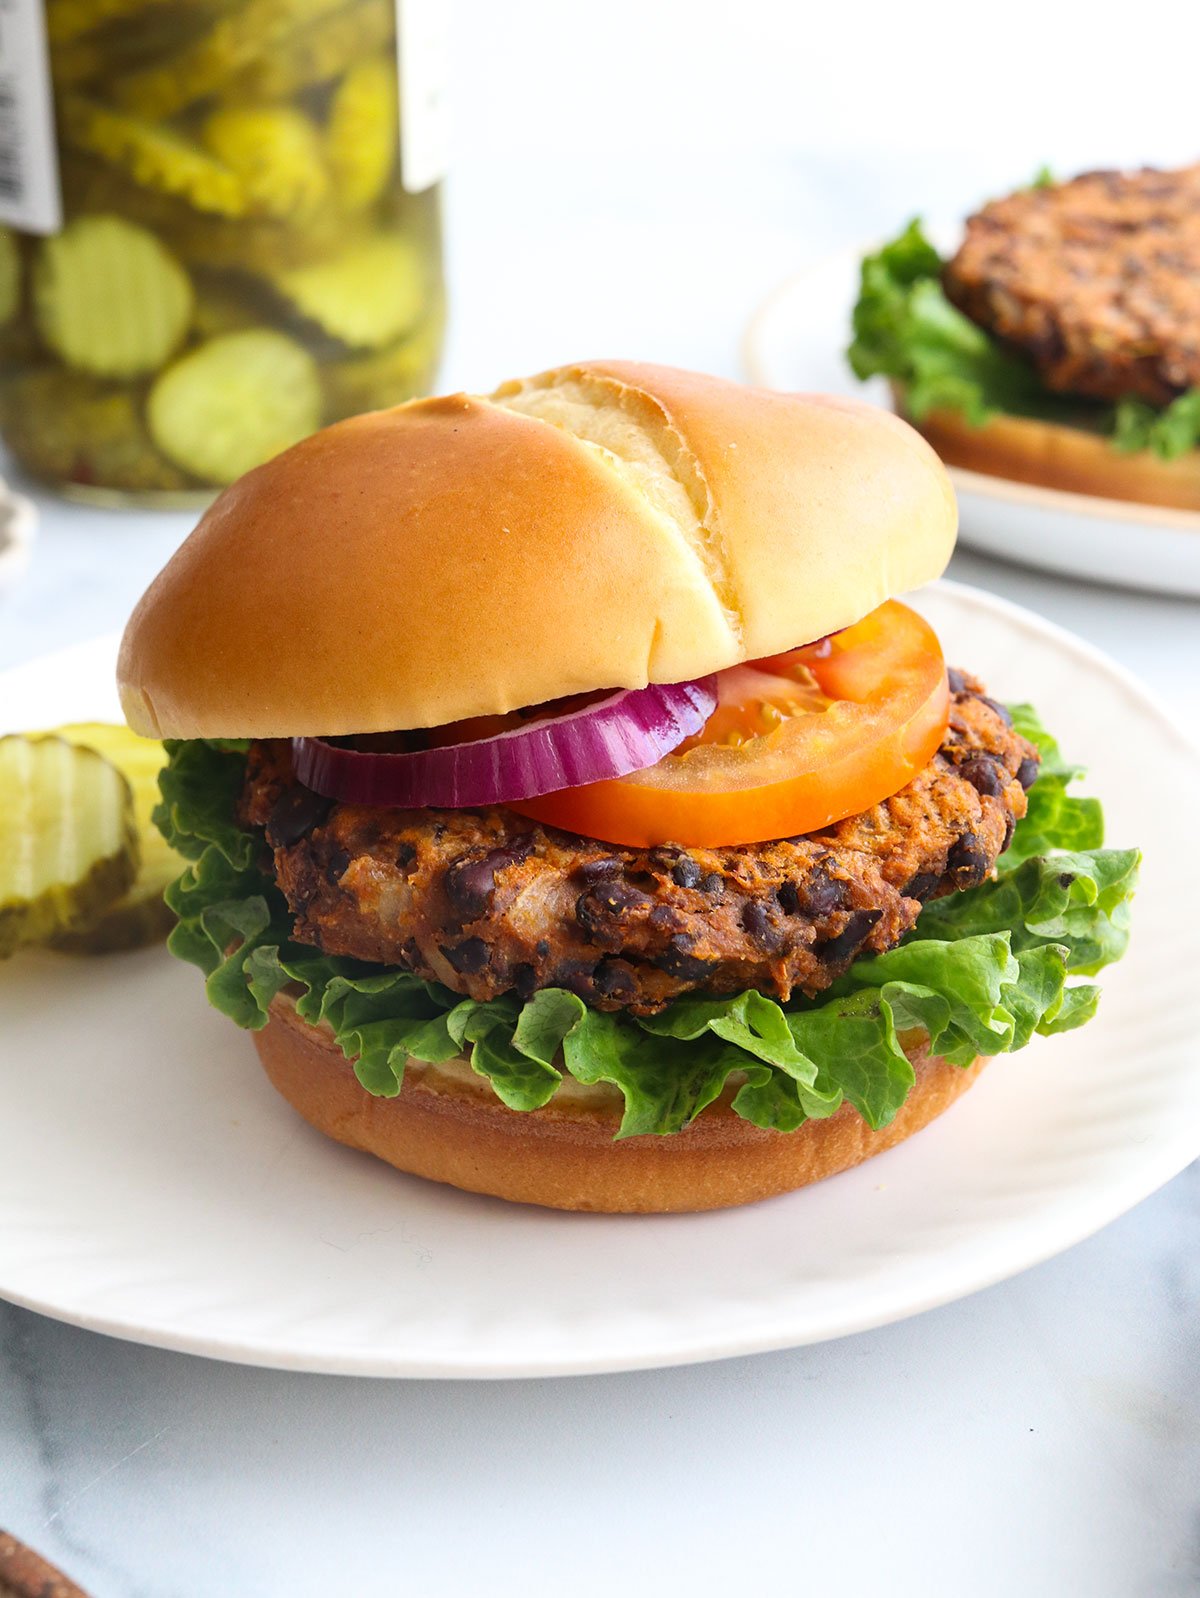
847;219;1200;461
153;708;1139;1140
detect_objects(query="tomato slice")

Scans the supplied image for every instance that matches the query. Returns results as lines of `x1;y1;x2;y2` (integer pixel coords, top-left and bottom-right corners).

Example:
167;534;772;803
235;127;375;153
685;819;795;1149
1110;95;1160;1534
507;600;949;847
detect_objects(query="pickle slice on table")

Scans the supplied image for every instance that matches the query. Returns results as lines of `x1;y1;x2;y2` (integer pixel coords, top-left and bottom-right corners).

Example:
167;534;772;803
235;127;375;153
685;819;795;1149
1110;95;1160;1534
201;104;330;220
274;233;424;351
326;55;398;210
34;214;193;380
147;328;321;483
46;723;184;953
0;736;138;958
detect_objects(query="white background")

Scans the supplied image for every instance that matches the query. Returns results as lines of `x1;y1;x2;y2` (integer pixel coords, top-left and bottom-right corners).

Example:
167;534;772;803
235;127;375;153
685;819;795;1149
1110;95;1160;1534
2;4;1199;1594
440;0;1200;386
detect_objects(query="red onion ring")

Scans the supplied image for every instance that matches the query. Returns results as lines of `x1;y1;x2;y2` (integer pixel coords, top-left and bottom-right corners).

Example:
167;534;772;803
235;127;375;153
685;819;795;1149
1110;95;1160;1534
292;677;718;809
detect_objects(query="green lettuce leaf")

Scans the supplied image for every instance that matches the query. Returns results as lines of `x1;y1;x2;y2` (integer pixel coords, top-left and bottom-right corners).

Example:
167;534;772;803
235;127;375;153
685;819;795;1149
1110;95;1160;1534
155;708;1139;1140
1005;702;1104;865
1113;389;1200;460
911;849;1138;975
847;219;1196;453
154;738;256;868
846;220;1071;426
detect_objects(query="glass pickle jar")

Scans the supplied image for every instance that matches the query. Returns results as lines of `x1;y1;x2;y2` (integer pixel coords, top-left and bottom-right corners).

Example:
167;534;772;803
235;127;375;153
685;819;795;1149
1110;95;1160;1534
0;0;445;503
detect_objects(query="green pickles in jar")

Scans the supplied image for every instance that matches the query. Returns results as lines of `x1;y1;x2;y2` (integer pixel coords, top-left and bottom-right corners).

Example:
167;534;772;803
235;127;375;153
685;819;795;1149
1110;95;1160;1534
2;0;444;501
147;328;322;483
34;215;194;377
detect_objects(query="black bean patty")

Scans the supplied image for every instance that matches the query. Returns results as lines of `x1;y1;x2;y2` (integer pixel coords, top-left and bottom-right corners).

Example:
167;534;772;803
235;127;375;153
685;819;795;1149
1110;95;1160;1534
238;673;1035;1017
943;164;1200;407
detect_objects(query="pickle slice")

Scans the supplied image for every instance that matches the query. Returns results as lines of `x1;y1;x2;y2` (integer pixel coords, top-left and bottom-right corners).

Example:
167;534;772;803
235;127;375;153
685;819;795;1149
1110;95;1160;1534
33;214;193;380
220;0;392;101
0;736;138;958
51;892;175;954
45;723;183;954
61;99;248;218
113;0;349;119
326;55;398;210
0;229;19;327
274;233;423;351
202;104;330;220
147;328;321;483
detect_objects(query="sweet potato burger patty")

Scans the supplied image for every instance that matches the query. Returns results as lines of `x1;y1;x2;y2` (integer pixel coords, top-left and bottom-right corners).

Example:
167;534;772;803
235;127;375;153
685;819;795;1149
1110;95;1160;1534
943;163;1200;407
237;672;1036;1018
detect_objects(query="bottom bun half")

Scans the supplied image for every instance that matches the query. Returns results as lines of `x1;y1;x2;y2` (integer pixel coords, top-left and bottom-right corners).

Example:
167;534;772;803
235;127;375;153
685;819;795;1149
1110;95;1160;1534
903;398;1200;512
252;994;984;1213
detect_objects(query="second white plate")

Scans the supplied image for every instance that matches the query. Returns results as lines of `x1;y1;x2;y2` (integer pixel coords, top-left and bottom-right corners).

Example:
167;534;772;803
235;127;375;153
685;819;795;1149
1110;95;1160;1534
744;247;1200;598
0;587;1197;1377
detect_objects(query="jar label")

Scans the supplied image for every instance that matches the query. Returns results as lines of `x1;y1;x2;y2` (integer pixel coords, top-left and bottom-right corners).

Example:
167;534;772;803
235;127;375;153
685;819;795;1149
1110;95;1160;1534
397;0;449;194
0;0;62;233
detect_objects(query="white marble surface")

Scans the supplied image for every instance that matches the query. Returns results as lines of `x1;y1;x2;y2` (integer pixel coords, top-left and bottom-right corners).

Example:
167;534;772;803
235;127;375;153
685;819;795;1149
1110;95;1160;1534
3;6;1200;1592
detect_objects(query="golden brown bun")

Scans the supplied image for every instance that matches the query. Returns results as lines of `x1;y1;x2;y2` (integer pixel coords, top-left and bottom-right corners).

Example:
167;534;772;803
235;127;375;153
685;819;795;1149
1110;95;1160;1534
118;361;956;738
900;391;1200;511
252;993;984;1213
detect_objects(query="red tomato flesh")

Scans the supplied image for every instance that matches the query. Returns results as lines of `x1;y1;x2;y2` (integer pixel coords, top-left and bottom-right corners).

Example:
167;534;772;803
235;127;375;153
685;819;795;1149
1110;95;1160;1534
507;599;949;847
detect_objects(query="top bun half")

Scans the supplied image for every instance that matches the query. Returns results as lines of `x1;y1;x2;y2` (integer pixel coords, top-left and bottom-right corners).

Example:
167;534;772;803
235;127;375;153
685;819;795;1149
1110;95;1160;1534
117;360;957;738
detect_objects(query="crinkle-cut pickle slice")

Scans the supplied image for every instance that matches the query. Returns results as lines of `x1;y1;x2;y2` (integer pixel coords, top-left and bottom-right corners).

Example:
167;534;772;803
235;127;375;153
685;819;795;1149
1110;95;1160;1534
33;214;193;380
51;890;174;954
46;723;183;954
0;228;20;326
112;0;349;118
0;735;138;959
202;104;330;220
275;233;424;351
147;328;321;484
61;98;248;217
326;55;398;210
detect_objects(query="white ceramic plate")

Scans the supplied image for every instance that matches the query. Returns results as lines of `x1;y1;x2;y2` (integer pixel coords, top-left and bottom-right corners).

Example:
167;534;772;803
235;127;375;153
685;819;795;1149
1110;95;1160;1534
1;590;1197;1379
743;247;1200;597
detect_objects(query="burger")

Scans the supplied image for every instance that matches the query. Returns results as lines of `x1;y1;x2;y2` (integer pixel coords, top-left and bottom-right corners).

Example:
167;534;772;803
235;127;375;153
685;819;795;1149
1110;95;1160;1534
848;163;1200;510
117;360;1138;1212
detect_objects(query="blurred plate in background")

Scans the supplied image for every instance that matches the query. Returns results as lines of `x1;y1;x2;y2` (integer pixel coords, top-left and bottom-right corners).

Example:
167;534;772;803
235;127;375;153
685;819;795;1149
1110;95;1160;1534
743;247;1200;598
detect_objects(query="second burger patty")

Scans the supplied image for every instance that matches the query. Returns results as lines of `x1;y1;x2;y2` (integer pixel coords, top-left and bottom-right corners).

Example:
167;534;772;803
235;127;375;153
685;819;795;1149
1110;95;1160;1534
943;163;1200;407
239;672;1036;1017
